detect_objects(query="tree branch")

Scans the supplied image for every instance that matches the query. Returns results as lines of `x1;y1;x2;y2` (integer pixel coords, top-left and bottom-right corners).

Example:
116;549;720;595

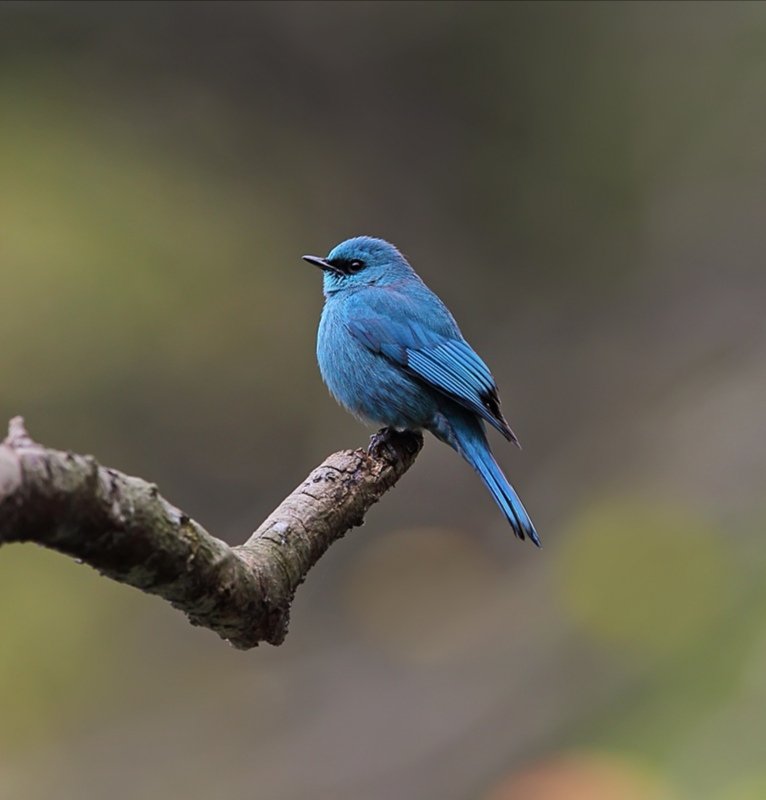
0;417;422;648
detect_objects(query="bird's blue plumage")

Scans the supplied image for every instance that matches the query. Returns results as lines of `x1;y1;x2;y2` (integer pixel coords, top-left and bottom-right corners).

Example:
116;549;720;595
304;236;539;546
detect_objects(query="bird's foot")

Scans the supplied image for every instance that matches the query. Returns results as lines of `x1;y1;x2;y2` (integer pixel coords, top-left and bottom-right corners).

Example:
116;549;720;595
368;427;398;460
367;427;422;462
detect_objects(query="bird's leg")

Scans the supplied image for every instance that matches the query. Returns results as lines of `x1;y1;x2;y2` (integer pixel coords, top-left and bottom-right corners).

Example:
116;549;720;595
367;427;423;462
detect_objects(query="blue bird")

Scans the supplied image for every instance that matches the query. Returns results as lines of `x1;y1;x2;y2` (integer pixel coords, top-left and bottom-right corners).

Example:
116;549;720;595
303;236;540;546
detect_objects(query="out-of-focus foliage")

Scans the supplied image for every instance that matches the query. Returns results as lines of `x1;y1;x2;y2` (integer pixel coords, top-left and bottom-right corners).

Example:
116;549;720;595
558;501;735;657
1;2;765;798
0;546;126;750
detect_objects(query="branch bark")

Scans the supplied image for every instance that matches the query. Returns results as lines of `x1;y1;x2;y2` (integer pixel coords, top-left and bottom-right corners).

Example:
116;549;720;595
0;417;422;648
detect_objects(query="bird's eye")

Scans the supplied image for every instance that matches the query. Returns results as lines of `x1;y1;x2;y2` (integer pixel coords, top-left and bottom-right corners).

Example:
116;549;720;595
348;260;364;273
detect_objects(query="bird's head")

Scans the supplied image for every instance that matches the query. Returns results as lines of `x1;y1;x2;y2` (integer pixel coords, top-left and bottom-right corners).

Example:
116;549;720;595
303;236;415;295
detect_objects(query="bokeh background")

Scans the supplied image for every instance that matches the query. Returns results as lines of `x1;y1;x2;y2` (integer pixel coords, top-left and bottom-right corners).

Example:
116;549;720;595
1;2;765;798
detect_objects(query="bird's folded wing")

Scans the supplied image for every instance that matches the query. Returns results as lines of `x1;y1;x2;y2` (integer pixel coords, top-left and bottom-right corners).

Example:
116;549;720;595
346;315;518;443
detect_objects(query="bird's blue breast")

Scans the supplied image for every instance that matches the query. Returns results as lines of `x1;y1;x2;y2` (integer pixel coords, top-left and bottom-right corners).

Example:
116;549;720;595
317;290;439;430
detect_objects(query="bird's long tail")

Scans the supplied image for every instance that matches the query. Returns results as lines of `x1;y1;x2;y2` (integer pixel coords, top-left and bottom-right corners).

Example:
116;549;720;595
446;415;540;546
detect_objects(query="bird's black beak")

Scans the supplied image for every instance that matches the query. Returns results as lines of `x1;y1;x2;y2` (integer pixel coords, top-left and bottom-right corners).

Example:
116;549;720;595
302;255;340;274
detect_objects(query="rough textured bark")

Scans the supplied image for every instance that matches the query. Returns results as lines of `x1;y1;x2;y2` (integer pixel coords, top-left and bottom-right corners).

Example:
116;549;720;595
0;417;422;648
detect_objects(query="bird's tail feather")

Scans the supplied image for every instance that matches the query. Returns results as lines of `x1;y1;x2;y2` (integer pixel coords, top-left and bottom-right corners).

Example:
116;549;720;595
457;426;540;547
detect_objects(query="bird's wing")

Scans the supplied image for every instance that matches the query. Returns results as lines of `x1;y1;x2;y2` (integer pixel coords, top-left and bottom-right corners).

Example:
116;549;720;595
346;309;519;445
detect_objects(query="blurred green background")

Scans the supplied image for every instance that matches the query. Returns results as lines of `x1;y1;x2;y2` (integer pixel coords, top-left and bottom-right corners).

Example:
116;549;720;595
1;2;765;798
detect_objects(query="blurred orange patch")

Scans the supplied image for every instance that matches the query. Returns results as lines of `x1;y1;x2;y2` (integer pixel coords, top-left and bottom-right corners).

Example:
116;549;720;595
486;752;677;800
